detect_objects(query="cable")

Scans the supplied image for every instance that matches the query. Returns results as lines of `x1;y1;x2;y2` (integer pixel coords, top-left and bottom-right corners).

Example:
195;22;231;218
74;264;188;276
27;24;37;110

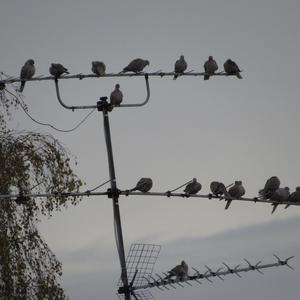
84;179;112;193
168;179;193;193
4;88;96;133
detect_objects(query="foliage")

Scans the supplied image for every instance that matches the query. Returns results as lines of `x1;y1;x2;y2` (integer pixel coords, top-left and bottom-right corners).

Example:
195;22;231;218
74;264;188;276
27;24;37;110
0;82;83;299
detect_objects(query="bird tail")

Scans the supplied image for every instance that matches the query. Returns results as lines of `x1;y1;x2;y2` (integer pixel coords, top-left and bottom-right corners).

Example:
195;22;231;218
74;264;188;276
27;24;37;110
225;199;232;210
19;81;25;92
204;74;210;80
236;73;242;79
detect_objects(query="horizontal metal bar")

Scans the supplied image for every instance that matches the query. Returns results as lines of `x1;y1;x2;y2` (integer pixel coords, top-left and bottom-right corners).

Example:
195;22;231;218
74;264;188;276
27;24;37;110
0;190;300;208
1;71;232;84
0;191;108;199
120;191;300;207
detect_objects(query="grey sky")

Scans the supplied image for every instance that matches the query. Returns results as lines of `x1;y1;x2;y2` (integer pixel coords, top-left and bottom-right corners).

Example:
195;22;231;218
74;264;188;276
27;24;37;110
1;0;300;299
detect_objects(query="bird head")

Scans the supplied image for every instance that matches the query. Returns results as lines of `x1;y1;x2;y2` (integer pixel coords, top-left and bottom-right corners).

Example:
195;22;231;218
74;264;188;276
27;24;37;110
115;84;120;89
296;187;300;192
181;260;186;266
145;60;150;66
180;55;185;60
209;56;213;60
27;59;35;65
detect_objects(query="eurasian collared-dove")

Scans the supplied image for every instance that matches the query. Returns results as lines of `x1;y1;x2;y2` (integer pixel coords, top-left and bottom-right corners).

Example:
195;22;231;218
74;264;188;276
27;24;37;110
210;181;227;197
285;187;300;209
204;56;218;80
270;187;290;213
165;261;188;280
225;181;245;209
259;176;280;199
289;187;300;203
49;63;69;78
270;187;290;202
91;61;106;76
184;178;202;195
173;55;187;80
130;178;153;193
19;59;35;92
122;58;149;73
223;59;242;79
228;181;245;198
110;84;123;106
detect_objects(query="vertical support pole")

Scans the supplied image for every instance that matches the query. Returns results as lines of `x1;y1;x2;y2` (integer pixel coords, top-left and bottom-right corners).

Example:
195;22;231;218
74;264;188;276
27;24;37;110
100;98;130;300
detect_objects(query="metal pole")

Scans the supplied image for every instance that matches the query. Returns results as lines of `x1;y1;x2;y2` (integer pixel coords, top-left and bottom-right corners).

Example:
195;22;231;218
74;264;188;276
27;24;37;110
99;98;131;300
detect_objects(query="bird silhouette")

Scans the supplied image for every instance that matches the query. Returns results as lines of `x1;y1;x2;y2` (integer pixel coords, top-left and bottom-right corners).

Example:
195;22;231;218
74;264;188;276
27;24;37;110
270;187;290;213
204;56;218;80
223;59;242;79
225;181;245;209
184;178;202;195
130;178;153;193
165;261;188;280
173;55;187;80
110;84;123;106
210;181;228;197
19;59;35;92
49;63;69;78
122;58;149;73
259;176;280;199
91;61;106;76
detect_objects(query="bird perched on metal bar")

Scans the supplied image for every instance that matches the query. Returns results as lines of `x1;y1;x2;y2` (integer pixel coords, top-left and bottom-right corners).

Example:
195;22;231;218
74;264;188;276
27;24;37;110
19;59;35;92
173;55;187;80
225;181;245;209
130;178;153;193
122;58;149;73
184;178;202;195
49;63;69;78
289;187;300;203
210;181;228;197
223;59;242;79
270;187;290;213
110;84;123;106
203;56;218;80
165;261;188;280
228;181;245;198
91;61;106;76
259;176;280;199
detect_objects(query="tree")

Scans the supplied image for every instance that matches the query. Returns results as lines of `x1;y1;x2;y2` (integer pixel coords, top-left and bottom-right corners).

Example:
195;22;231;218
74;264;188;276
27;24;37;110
0;79;83;299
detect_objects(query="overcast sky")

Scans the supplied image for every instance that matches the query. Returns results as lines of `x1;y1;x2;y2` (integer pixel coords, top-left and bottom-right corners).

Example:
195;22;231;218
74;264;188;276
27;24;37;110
1;0;300;299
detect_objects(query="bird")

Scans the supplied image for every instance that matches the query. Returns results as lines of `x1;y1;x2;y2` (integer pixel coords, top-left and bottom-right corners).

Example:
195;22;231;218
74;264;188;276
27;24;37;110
259;176;280;199
122;58;149;73
49;63;69;78
270;187;290;214
270;187;290;202
203;56;218;80
184;178;202;195
130;178;153;193
173;55;187;80
223;59;242;79
91;61;106;76
19;59;35;92
110;84;123;106
165;261;188;280
289;187;300;203
225;181;245;209
210;181;228;197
